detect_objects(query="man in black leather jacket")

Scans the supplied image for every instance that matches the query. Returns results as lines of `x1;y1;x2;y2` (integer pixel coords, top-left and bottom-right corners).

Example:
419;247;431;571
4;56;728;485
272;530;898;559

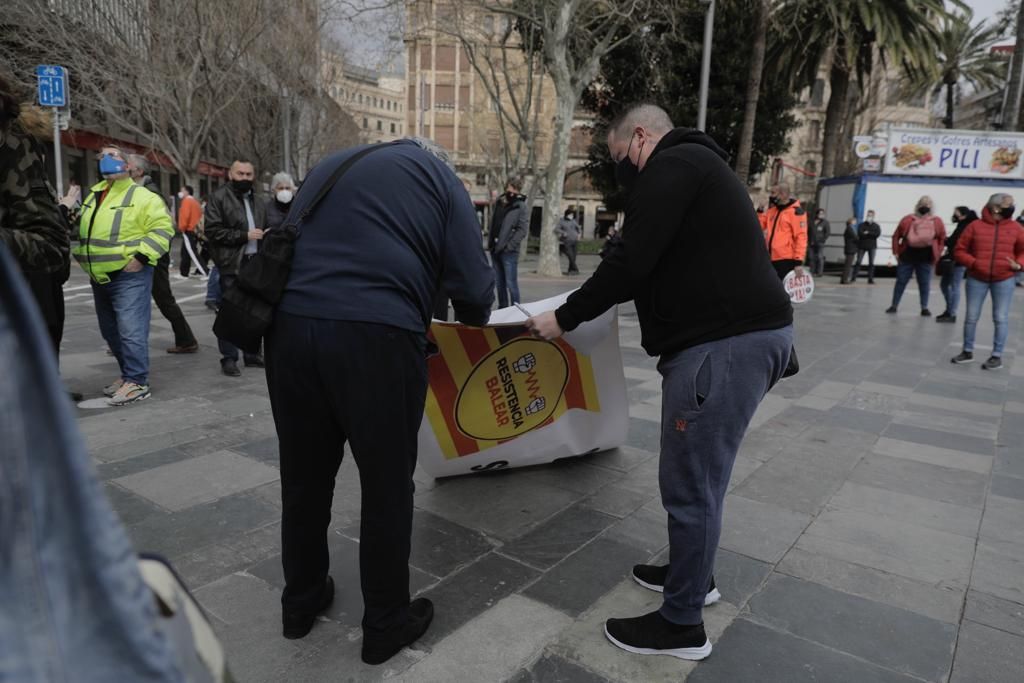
205;159;267;375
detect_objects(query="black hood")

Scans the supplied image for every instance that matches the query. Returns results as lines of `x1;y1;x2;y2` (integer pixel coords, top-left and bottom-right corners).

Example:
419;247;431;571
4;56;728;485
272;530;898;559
650;127;729;163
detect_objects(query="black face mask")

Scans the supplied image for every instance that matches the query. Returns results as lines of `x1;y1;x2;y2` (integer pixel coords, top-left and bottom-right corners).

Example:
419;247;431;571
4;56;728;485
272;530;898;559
769;196;780;206
505;191;518;201
231;179;253;194
916;206;929;215
615;134;642;190
1000;206;1016;219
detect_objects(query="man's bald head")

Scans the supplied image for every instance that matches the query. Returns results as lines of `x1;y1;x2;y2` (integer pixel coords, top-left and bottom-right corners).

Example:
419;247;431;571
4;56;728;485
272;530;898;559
606;103;675;175
608;104;674;141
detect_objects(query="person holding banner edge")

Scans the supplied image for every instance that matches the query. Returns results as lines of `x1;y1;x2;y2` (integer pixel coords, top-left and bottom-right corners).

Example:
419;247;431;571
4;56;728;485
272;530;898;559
526;104;793;662
264;137;494;664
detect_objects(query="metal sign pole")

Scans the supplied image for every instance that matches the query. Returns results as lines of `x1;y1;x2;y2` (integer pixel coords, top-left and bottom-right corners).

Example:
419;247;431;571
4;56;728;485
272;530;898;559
53;110;63;195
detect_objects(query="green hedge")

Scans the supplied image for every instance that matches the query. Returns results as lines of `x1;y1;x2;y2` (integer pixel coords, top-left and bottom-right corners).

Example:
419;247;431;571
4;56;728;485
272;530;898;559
526;237;604;255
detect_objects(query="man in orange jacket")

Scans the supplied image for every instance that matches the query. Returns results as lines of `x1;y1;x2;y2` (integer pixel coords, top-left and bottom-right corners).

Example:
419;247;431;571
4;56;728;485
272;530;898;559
760;183;808;279
177;184;203;278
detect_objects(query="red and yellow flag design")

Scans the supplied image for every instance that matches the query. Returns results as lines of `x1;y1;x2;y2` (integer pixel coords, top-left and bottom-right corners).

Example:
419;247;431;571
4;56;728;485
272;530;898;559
424;323;601;459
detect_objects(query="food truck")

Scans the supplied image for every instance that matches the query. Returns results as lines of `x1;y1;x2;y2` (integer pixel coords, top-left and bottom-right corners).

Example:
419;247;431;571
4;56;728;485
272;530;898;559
818;127;1024;267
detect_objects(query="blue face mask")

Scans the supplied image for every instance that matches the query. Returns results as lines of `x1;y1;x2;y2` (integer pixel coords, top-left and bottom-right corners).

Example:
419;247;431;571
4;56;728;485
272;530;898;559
98;154;127;176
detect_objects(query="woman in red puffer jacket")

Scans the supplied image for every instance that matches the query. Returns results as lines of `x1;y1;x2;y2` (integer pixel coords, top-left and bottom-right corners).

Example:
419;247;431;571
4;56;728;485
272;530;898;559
951;193;1024;370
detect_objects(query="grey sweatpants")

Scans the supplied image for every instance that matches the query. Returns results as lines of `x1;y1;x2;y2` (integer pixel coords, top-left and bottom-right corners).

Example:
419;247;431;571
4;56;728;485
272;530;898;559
657;325;793;625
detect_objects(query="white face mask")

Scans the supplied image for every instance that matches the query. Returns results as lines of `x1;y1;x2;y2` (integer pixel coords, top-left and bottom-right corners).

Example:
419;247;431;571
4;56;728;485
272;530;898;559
177;191;185;199
276;189;294;204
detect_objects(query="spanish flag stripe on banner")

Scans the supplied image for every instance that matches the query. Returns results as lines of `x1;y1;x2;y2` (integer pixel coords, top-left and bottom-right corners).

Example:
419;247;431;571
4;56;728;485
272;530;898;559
456;326;493;364
424;392;460;457
426;326;480;456
559;339;587;410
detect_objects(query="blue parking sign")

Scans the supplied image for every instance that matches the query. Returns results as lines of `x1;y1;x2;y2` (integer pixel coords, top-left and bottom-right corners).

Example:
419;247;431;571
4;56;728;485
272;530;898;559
36;65;68;108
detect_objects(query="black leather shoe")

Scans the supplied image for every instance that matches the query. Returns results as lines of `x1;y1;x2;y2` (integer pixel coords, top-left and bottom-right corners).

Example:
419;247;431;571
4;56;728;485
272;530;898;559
283;576;335;640
362;598;434;665
220;359;241;377
244;355;265;368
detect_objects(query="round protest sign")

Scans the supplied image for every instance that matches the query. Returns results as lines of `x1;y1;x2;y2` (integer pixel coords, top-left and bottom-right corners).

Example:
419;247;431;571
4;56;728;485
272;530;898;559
783;270;814;304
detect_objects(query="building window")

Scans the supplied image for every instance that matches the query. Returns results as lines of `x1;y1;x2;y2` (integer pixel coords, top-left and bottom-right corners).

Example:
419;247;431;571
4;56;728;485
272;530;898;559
810;79;825;107
362;117;368;129
358;93;363;104
808;120;820;145
437;46;456;71
805;159;817;175
435;84;455;110
390;122;396;133
377;120;383;131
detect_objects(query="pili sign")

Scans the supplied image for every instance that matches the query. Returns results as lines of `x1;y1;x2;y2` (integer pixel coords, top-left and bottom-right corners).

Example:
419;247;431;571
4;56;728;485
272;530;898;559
884;127;1024;179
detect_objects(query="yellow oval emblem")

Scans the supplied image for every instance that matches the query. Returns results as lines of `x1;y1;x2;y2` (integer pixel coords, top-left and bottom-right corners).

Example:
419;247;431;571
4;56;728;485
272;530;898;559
455;338;569;441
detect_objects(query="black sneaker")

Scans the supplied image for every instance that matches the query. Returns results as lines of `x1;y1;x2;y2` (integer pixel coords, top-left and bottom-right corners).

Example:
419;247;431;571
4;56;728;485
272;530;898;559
951;351;974;364
605;611;712;661
885;306;897;314
362;598;434;665
921;309;932;317
282;576;335;639
631;565;721;606
936;313;957;323
221;358;241;376
868;279;875;284
982;356;1003;371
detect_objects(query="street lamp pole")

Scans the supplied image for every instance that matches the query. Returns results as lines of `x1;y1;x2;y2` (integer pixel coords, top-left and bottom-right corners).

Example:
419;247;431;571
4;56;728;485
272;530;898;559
697;0;715;131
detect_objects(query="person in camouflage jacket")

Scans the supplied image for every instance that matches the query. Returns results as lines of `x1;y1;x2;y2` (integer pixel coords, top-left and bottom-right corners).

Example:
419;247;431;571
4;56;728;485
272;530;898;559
1;71;72;351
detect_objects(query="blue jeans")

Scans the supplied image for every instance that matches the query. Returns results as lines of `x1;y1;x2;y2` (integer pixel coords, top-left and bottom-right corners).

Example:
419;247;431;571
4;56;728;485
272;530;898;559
206;265;221;304
657;325;792;625
492;250;520;308
91;267;154;385
0;245;182;680
940;264;966;316
963;276;1017;357
891;261;932;310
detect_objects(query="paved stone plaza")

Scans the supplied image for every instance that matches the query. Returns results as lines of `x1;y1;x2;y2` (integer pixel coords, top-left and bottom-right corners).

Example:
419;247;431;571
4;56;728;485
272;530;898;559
62;252;1024;682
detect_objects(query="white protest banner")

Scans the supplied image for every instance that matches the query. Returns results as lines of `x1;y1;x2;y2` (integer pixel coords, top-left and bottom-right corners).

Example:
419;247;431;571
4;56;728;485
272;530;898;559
417;291;628;477
783;270;814;304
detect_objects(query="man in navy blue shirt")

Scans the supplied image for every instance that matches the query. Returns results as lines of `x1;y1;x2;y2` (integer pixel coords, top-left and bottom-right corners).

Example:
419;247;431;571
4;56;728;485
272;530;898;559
266;138;494;664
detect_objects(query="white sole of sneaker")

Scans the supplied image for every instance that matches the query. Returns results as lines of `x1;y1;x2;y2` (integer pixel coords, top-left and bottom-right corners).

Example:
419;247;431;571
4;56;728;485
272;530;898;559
108;393;151;407
632;575;722;607
952;358;975;364
632;574;664;593
604;625;712;661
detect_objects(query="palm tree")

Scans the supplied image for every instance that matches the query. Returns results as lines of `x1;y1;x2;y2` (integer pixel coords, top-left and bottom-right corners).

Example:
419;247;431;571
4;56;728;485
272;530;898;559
1003;0;1024;129
734;0;771;183
911;11;1005;129
769;0;957;178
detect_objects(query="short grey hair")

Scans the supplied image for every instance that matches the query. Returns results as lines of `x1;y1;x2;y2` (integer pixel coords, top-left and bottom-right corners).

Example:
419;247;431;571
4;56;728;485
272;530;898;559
406;136;454;171
916;195;933;211
271;171;295;189
608;104;674;140
988;192;1014;211
127;153;149;173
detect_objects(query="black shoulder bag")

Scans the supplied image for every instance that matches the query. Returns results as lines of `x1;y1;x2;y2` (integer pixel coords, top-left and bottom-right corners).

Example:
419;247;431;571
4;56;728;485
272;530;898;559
213;145;387;353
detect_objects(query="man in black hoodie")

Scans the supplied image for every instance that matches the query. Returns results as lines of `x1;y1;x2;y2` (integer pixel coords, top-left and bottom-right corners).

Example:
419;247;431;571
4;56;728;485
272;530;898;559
527;104;792;661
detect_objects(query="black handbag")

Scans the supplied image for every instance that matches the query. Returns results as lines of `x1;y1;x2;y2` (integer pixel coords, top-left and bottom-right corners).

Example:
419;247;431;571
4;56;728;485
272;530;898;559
936;255;954;277
213;144;387;353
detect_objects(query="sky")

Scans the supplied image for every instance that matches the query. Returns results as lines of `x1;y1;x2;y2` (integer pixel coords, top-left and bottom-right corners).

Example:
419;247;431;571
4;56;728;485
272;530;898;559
965;0;1010;23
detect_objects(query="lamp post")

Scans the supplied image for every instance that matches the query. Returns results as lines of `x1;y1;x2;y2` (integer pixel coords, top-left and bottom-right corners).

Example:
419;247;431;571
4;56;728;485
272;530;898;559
697;0;715;131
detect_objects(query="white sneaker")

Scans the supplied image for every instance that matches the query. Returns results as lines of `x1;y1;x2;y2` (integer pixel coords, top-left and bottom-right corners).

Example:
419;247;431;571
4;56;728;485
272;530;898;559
107;381;151;406
102;378;125;397
173;274;189;280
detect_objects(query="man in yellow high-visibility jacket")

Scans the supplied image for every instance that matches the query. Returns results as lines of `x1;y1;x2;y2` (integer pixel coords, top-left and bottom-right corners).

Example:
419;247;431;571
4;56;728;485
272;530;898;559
73;145;173;406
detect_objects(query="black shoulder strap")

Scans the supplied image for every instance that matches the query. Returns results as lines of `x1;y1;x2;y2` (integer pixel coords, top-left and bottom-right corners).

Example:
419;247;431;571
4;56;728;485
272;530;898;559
293;143;395;227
